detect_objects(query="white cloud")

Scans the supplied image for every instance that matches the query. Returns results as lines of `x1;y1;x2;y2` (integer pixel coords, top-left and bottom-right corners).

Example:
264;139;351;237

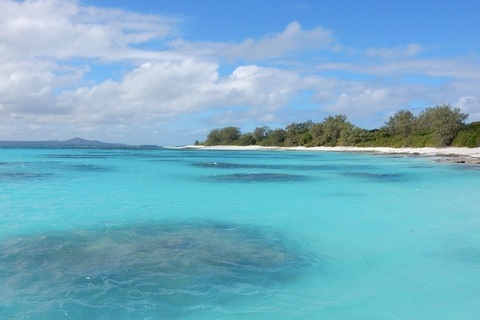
54;60;304;124
312;76;480;128
218;21;335;61
357;57;480;80
0;0;186;125
323;85;402;116
311;54;480;127
0;59;61;115
0;0;178;60
455;96;480;122
0;57;305;143
170;21;336;62
366;43;423;59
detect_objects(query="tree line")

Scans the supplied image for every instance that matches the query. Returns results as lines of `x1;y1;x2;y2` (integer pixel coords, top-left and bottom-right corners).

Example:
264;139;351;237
199;104;480;148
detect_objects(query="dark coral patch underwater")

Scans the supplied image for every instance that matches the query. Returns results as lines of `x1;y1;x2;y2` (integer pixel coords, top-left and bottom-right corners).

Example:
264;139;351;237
193;161;374;172
0;220;314;319
193;161;289;169
342;171;410;182
201;172;308;183
0;171;53;181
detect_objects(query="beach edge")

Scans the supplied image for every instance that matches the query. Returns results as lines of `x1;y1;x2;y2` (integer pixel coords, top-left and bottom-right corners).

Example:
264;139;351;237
172;145;480;164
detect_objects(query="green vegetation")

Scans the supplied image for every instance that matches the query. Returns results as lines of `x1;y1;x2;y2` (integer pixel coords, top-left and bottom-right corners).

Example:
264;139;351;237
201;104;478;148
453;122;480;148
204;127;241;145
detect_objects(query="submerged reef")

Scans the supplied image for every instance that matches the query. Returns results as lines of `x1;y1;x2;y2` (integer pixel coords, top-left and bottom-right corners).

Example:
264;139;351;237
201;172;307;183
342;171;410;182
0;220;313;318
0;171;53;181
193;161;374;171
193;161;289;169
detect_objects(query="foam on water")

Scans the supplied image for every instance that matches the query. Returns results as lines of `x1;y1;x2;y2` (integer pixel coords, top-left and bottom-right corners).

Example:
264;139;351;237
1;148;480;319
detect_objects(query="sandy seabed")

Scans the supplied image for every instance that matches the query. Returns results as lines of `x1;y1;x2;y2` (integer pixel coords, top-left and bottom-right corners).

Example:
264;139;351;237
174;145;480;164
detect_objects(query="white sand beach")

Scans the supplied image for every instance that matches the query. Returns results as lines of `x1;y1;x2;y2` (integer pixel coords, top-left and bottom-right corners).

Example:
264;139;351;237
176;145;480;164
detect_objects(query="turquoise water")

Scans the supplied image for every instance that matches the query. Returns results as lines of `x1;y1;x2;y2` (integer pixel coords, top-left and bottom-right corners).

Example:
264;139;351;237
1;148;479;319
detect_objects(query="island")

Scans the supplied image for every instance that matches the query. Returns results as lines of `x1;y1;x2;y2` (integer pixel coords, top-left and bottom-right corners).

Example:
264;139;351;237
0;137;127;148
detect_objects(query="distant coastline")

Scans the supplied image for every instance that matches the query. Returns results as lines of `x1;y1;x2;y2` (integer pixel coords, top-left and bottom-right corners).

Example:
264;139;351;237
2;138;479;164
0;137;129;148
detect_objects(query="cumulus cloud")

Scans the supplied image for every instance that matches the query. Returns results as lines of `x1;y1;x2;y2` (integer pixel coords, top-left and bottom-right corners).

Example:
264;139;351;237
0;58;73;115
0;0;181;124
0;57;305;143
55;60;304;125
0;0;178;60
0;1;311;124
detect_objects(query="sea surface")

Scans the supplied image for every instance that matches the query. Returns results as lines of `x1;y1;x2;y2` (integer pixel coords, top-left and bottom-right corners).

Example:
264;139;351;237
0;148;479;319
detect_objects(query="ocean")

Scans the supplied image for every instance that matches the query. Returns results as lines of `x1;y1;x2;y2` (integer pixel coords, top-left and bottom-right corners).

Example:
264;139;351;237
1;148;479;319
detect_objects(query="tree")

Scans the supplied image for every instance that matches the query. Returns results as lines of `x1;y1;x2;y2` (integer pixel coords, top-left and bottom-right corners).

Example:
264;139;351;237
205;129;221;146
219;127;241;144
453;121;480;148
384;110;416;139
262;128;286;146
416;104;468;146
205;127;241;145
320;115;352;146
284;121;314;146
308;123;324;146
238;133;255;146
337;122;357;146
252;126;271;144
198;103;469;148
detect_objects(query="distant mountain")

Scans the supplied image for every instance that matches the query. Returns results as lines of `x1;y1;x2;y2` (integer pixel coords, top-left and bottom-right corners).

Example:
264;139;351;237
0;137;128;148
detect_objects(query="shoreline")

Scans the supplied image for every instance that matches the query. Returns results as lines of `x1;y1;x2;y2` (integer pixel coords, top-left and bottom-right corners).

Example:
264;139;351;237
174;145;480;164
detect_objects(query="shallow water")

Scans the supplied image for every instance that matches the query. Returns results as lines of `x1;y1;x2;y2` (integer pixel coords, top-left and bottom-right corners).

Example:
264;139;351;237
1;148;479;319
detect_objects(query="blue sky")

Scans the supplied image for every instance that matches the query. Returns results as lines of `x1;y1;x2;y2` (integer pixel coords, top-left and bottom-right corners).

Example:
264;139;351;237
0;0;479;145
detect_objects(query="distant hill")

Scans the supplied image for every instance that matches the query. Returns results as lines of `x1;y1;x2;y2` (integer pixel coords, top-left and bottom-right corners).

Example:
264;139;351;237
0;137;128;148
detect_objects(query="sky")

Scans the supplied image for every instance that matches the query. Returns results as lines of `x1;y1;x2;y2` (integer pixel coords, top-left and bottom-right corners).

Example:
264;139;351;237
1;0;479;145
